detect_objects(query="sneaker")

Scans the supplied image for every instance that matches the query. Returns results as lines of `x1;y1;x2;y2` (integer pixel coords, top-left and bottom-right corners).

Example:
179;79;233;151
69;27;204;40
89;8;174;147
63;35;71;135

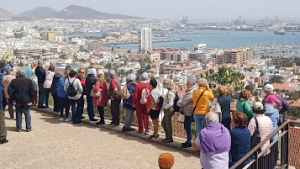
0;139;8;145
96;121;104;126
181;142;192;148
37;105;47;109
16;129;21;132
126;127;136;131
26;129;32;132
143;130;150;135
162;138;173;143
65;118;72;122
122;127;127;132
59;117;65;121
148;135;159;140
137;131;143;135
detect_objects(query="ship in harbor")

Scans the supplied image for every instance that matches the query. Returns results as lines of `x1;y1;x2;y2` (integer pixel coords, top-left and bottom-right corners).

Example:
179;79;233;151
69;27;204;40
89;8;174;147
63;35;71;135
274;29;286;35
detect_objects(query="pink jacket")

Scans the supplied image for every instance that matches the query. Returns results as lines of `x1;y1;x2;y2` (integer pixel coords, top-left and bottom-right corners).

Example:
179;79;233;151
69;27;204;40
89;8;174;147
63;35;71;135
92;80;108;107
248;114;272;155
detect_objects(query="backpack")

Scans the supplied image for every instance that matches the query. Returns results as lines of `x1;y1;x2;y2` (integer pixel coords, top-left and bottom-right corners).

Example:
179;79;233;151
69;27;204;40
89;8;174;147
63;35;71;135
157;96;164;110
251;117;261;157
121;85;131;99
172;91;180;112
140;88;150;104
67;78;77;97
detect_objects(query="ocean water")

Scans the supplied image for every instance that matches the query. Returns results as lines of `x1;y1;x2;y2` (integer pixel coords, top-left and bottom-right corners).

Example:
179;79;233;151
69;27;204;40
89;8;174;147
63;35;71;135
114;30;300;50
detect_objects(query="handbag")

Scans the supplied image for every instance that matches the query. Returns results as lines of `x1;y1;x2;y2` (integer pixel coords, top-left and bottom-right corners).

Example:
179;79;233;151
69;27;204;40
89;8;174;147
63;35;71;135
121;84;131;99
251;117;261;156
90;82;101;97
192;90;206;122
178;113;185;123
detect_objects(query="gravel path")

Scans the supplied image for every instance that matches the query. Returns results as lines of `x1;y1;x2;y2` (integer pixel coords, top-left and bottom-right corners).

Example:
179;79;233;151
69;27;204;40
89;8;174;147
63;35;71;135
1;110;201;169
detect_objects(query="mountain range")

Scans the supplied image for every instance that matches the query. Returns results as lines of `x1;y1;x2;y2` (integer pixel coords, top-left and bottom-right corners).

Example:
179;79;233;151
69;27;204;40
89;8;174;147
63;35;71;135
0;5;141;20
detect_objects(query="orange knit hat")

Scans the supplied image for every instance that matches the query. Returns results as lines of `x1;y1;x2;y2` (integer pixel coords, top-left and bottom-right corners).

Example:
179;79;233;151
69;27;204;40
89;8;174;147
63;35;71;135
158;153;175;169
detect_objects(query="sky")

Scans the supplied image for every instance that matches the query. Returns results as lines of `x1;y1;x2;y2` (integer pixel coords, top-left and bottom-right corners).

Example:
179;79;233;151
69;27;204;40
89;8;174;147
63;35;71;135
1;0;300;21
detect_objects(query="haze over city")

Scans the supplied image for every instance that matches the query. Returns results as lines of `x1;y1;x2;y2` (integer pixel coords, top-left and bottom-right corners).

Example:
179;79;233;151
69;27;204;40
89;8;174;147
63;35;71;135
1;0;300;21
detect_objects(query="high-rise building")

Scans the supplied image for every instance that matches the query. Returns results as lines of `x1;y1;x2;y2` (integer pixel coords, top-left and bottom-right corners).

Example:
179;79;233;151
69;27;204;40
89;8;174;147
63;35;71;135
138;27;152;54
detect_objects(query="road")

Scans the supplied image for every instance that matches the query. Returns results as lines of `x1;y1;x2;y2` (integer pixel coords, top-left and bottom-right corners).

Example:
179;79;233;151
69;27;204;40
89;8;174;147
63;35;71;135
0;110;200;169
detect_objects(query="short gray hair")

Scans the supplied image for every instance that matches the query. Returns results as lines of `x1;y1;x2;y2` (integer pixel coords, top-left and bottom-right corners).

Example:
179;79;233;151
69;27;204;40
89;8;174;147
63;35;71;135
198;78;208;87
109;69;116;76
17;68;25;77
19;60;27;67
38;59;43;65
186;76;196;85
205;112;219;123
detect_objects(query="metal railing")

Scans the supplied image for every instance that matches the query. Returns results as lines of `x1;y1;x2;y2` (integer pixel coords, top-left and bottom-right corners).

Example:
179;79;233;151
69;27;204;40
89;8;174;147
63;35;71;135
230;120;290;169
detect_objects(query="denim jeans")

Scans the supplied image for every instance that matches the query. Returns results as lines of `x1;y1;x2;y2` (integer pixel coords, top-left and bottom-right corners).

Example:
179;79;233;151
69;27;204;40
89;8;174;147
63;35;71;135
44;88;51;107
184;115;193;144
38;86;45;107
193;114;206;136
16;105;31;130
60;97;70;118
86;95;94;120
123;108;134;128
161;109;175;139
51;92;61;112
70;97;83;122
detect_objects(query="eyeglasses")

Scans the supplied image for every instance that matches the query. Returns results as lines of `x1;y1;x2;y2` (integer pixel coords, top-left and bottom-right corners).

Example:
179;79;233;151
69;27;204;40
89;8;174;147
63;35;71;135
79;72;85;74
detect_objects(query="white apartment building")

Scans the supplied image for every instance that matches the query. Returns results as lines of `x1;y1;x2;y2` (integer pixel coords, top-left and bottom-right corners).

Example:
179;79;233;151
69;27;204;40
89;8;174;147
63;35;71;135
138;27;152;54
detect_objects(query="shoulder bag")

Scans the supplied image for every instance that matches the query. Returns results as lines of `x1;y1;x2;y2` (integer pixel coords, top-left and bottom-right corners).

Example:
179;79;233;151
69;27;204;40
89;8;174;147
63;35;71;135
90;81;101;97
251;117;261;157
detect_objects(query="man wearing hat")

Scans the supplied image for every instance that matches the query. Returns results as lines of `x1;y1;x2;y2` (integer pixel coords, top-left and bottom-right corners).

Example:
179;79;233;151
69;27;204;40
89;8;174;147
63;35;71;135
262;84;290;115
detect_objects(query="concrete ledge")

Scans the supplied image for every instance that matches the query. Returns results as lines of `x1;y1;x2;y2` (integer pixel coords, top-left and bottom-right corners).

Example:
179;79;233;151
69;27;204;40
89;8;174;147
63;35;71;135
32;106;199;157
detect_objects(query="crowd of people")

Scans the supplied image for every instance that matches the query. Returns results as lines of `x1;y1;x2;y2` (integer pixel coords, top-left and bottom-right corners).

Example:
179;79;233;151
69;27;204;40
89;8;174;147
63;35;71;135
0;59;290;169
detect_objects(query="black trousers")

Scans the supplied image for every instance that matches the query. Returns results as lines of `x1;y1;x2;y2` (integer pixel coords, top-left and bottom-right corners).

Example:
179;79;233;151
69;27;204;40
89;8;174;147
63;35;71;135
97;106;105;122
7;99;14;119
110;95;121;125
52;92;61;112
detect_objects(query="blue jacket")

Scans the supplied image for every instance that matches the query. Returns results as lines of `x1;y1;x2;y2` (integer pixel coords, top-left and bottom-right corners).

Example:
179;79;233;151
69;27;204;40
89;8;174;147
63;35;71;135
264;103;279;141
123;82;136;110
229;127;252;168
217;94;231;129
57;77;68;99
51;73;62;94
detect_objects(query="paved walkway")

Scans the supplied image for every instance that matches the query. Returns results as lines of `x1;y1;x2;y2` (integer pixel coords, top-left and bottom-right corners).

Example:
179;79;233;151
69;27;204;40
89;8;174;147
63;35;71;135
1;110;200;169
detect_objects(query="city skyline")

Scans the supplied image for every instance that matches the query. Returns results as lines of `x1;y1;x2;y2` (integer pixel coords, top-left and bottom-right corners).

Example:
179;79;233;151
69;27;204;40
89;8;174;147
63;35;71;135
1;0;300;21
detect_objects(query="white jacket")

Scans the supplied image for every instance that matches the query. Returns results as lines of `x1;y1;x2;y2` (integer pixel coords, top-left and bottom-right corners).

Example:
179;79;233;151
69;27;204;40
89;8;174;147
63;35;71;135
64;77;83;100
43;71;55;89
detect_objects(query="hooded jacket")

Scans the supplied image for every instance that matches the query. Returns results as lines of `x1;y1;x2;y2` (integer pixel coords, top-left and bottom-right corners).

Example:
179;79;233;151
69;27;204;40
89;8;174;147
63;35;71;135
85;68;97;97
264;103;279;141
51;73;62;94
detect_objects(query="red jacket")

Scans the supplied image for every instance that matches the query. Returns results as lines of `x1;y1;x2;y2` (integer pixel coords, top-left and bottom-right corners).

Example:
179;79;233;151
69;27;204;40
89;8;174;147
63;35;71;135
133;81;151;107
92;80;108;107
